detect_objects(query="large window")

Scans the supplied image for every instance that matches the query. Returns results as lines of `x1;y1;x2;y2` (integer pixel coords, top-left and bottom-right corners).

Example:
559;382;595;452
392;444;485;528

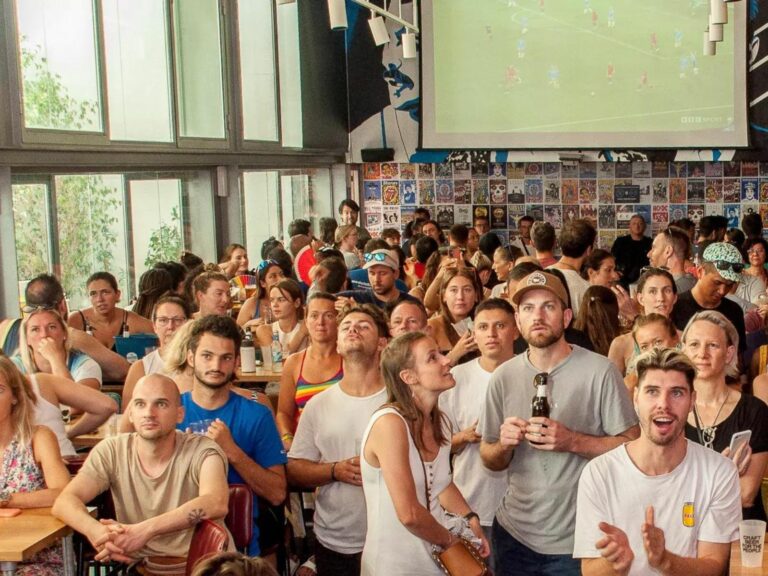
238;0;279;142
11;0;303;147
15;0;102;132
102;0;174;142
11;171;216;309
241;168;332;260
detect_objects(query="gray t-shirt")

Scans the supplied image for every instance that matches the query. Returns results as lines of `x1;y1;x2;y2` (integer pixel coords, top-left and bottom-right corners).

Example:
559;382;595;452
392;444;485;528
478;345;638;555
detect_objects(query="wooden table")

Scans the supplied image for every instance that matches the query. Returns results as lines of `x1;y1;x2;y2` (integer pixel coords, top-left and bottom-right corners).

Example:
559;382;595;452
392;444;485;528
0;507;75;575
235;366;282;384
731;539;768;575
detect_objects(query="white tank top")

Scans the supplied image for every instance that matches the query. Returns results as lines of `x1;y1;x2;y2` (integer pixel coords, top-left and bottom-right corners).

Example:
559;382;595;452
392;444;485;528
360;407;449;576
141;349;164;375
272;320;309;352
29;375;76;457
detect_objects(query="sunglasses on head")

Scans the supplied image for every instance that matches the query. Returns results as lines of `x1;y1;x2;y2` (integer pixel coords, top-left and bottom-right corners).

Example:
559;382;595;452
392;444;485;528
639;265;669;276
21;303;58;315
708;260;744;274
257;259;279;273
364;252;389;263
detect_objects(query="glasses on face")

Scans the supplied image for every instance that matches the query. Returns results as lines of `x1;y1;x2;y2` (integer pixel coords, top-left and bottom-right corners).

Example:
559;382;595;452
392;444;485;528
364;252;389;263
154;316;187;327
257;259;279;273
748;248;765;256
708;260;744;274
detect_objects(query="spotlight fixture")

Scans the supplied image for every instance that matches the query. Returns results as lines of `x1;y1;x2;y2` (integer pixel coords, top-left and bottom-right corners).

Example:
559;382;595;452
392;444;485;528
710;0;727;24
708;18;724;42
369;13;390;46
327;0;347;30
703;30;716;55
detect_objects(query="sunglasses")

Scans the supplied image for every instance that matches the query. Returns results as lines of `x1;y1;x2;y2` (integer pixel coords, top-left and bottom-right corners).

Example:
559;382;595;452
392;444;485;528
21;303;58;315
639;265;670;276
257;259;279;273
708;260;744;274
364;252;390;263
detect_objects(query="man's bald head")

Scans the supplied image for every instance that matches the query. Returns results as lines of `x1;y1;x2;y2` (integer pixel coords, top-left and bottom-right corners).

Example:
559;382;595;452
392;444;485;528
133;374;181;407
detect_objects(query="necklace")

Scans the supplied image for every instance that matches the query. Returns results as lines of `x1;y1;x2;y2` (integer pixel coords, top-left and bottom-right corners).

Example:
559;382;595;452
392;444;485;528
694;392;729;450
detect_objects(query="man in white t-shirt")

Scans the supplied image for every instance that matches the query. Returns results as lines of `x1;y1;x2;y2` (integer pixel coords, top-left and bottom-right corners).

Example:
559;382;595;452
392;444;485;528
439;298;516;571
287;304;390;576
574;348;741;576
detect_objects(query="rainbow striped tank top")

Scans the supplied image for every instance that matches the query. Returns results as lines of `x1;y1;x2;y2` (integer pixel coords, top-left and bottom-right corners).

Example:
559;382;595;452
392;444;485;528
294;349;343;420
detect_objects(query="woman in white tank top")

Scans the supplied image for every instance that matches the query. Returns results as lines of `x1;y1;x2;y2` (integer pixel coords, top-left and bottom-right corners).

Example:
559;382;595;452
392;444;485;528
256;280;309;356
360;332;490;575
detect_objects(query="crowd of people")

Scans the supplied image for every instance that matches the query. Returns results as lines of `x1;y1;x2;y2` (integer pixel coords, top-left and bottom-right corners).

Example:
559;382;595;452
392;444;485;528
2;198;768;576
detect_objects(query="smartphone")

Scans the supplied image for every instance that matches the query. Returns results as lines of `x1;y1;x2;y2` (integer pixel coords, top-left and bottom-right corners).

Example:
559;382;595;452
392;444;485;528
729;430;752;455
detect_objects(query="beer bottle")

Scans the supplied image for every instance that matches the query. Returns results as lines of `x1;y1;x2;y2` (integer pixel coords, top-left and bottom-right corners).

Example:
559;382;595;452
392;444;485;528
531;372;550;444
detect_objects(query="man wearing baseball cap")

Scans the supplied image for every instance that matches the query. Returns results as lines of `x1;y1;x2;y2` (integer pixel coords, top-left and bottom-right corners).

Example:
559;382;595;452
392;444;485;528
336;249;420;310
479;270;639;576
671;242;746;355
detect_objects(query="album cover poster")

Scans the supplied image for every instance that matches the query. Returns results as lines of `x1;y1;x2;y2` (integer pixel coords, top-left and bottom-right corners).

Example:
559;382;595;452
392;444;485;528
400;163;416;180
473;180;489;204
418;180;435;204
490;180;507;204
598;205;616;229
562;180;579;204
652;179;668;203
454;180;472;204
382;181;400;205
705;180;723;204
491;205;508;229
723;179;740;203
436;180;454;204
436;206;455;228
400;181;416;205
363;163;381;180
525;179;543;203
455;205;473;226
507;180;525;204
381;163;399;179
364;181;382;203
544;179;560;203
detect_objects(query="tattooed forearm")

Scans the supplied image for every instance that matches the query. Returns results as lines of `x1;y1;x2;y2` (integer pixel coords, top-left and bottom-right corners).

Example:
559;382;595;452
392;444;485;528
187;508;206;526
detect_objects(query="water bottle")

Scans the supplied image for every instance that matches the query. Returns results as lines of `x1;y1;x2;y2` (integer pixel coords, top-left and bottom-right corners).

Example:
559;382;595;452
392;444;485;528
271;331;283;370
240;331;256;373
122;322;130;338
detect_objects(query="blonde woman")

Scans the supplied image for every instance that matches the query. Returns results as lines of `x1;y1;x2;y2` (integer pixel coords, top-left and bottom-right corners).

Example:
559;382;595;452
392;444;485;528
0;357;71;575
682;311;768;520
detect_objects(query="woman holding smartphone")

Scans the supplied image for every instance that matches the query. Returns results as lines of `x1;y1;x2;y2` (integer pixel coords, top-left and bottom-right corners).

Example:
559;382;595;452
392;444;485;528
681;311;768;520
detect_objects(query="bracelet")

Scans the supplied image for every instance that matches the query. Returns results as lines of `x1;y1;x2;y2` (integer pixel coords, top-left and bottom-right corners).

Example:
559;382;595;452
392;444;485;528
464;511;480;523
330;461;337;482
281;433;294;443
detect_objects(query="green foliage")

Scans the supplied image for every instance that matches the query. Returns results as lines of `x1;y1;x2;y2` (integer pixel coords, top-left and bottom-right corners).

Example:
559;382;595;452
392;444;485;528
19;41;98;130
12;184;49;281
145;206;183;268
56;175;123;305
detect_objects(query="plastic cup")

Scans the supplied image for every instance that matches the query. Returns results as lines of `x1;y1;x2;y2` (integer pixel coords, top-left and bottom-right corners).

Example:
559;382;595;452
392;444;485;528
740;519;766;568
261;346;273;370
107;414;120;436
189;419;214;435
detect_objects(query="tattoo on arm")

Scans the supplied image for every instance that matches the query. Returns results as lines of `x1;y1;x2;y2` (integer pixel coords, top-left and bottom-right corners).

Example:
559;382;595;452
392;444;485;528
187;508;206;526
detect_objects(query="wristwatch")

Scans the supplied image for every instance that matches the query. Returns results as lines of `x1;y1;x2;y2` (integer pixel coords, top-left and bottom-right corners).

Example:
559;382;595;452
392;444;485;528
0;488;11;508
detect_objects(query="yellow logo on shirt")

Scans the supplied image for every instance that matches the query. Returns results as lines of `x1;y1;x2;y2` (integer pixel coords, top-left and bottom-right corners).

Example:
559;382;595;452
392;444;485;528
682;502;695;527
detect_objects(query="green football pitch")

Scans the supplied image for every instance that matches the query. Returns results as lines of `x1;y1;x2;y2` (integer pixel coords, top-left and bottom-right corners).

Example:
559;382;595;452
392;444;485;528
432;0;736;134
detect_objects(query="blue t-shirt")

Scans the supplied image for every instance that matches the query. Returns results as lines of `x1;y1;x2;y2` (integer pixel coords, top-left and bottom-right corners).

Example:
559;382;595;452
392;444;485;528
178;392;287;556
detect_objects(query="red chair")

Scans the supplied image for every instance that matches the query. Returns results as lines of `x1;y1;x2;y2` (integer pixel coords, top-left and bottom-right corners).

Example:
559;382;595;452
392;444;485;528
225;484;253;553
185;520;229;576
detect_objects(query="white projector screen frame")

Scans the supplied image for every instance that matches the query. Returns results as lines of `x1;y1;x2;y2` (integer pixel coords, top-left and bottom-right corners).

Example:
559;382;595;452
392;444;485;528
421;0;748;149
